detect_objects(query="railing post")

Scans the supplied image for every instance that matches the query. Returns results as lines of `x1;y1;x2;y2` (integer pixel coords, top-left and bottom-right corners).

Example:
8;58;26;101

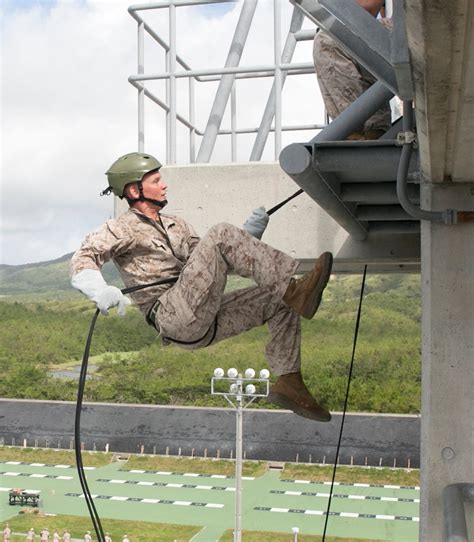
189;76;195;163
169;0;177;164
138;20;145;152
273;0;282;159
231;83;237;162
166;49;171;163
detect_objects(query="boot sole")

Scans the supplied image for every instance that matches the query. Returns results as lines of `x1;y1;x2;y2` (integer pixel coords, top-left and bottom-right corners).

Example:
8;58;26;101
302;252;333;319
268;391;332;422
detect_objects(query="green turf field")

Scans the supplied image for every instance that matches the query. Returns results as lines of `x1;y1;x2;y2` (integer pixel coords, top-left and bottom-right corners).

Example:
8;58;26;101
0;454;419;541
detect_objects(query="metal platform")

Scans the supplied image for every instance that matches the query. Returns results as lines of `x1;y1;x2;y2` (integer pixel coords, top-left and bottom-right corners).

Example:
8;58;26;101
284;137;421;240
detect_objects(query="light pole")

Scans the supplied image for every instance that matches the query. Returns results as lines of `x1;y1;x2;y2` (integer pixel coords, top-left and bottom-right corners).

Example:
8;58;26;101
211;367;270;542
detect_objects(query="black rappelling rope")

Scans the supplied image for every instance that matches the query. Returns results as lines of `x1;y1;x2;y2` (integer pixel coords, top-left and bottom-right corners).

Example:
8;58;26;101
74;188;304;540
321;264;368;541
75;277;179;541
267;188;303;216
75;308;103;540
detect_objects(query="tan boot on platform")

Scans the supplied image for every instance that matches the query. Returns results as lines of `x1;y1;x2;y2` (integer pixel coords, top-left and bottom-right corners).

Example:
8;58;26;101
268;372;331;422
283;252;333;319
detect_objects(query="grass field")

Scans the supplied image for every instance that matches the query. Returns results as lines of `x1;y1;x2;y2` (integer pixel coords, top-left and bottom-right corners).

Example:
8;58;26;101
5;513;199;542
1;446;420;541
282;463;420;487
0;446;420;486
0;447;113;468
5;514;386;542
126;454;268;478
0;447;420;486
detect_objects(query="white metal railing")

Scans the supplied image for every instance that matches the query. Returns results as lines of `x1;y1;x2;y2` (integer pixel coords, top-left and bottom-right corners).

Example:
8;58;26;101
128;0;326;164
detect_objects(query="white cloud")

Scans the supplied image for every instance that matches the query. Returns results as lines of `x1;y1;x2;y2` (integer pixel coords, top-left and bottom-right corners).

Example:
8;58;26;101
1;0;323;265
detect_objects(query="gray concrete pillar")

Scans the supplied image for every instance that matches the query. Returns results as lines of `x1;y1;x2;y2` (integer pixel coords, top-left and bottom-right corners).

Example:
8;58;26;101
420;183;474;540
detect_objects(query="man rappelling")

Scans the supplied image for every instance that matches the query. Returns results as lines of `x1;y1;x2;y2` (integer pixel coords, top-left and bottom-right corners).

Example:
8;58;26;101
70;152;333;422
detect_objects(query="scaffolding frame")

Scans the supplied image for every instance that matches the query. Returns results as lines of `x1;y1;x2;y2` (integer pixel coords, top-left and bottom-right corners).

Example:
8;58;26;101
128;0;326;164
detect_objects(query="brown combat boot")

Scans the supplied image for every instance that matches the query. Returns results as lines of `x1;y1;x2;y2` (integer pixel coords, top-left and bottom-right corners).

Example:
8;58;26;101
268;372;331;422
283;252;333;319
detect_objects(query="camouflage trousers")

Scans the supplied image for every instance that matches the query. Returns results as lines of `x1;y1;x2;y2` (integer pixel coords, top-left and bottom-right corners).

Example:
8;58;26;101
153;223;301;376
313;30;391;132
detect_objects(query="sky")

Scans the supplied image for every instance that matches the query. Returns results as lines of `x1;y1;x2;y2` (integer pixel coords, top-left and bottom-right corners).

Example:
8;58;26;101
1;0;324;265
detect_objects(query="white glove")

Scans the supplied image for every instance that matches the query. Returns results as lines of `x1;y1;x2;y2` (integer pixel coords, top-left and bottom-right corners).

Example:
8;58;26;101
242;206;269;240
71;269;131;316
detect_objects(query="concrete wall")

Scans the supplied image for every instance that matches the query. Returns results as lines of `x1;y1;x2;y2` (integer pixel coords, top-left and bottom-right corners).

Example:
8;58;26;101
1;399;420;467
116;162;420;273
419;183;474;539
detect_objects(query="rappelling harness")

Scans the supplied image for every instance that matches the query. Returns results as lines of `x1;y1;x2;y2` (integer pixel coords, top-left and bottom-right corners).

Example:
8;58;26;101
75;188;366;542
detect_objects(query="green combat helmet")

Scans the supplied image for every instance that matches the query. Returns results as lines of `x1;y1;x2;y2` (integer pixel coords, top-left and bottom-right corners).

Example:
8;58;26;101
103;152;162;198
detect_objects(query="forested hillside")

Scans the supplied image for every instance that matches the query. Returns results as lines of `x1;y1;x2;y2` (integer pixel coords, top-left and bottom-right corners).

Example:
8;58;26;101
0;255;421;414
0;253;121;295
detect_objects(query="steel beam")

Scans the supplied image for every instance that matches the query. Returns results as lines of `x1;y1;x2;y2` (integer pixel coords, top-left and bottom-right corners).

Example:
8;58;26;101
356;205;415;222
250;6;305;161
337;171;419;184
280;143;368;240
341;183;420;205
280;82;395;240
369;221;420;234
312;144;418;180
311;81;394;143
391;0;414;99
196;0;258;162
319;0;391;63
300;0;413;98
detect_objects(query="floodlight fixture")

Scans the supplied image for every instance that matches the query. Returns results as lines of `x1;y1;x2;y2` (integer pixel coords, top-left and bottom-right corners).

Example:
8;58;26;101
244;368;255;379
229;383;239;394
210;367;270;542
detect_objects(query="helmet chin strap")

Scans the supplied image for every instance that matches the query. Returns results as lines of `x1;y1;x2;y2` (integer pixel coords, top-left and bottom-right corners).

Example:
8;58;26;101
126;181;167;209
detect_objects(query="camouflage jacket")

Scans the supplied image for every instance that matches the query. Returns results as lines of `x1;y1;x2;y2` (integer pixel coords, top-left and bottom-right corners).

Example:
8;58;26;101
70;208;200;315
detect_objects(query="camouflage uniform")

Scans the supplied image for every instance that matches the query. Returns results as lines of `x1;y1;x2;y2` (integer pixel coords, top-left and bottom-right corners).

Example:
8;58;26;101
313;20;392;132
71;210;301;376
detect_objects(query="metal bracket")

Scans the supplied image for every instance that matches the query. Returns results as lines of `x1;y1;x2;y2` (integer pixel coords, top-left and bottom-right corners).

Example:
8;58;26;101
442;209;457;226
397;130;417;145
